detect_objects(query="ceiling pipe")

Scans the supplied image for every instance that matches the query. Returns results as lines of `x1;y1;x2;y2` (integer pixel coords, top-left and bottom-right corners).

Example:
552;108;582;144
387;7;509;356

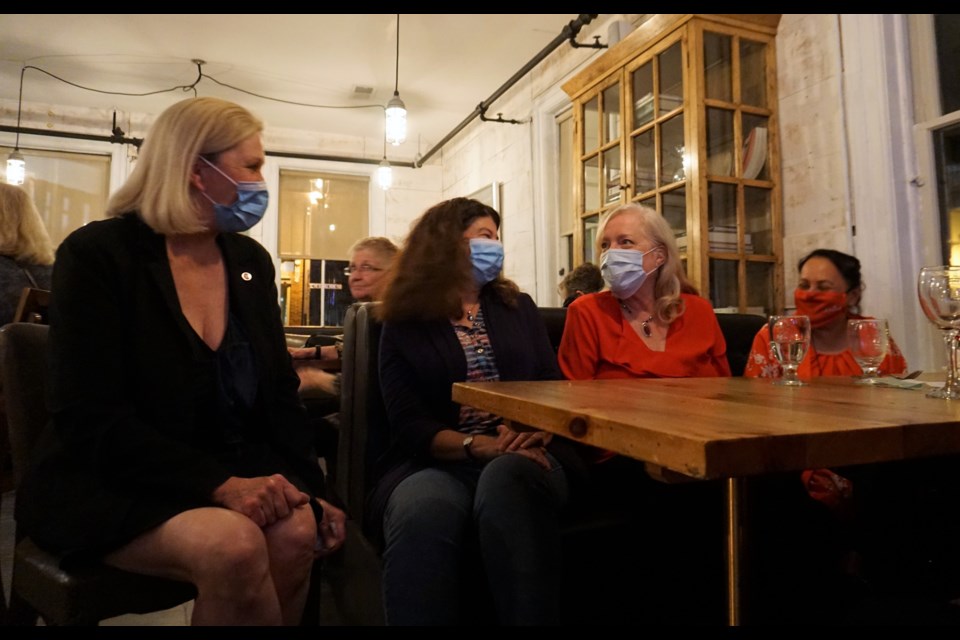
0;124;142;147
0;124;416;168
414;13;601;168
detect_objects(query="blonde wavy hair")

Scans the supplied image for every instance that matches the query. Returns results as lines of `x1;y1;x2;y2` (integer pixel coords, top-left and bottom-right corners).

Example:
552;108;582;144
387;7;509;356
106;96;263;235
596;203;696;324
0;183;55;265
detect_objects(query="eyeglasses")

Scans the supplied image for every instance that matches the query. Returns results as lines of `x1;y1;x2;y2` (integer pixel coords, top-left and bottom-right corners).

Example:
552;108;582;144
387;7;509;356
343;264;383;276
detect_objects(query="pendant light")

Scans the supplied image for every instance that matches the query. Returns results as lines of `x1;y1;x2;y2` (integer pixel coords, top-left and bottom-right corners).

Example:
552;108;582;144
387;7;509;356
384;14;407;146
6;67;26;185
377;135;393;190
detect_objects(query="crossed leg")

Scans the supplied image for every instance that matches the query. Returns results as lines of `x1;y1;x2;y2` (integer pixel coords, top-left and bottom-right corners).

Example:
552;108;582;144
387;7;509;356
103;503;317;625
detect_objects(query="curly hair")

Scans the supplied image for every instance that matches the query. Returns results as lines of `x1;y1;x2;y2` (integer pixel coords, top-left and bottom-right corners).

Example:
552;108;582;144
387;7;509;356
596;203;698;324
378;197;518;322
559;262;604;299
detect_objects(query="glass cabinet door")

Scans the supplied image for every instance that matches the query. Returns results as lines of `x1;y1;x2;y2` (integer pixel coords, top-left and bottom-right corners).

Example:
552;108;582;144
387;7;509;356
579;76;623;263
701;27;778;315
627;37;687;254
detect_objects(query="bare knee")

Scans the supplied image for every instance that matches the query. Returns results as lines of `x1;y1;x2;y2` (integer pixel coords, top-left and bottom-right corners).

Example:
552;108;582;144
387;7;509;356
266;505;317;569
196;515;272;587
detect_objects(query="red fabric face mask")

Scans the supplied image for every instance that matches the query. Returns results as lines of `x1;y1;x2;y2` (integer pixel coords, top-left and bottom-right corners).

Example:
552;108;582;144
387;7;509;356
794;289;848;328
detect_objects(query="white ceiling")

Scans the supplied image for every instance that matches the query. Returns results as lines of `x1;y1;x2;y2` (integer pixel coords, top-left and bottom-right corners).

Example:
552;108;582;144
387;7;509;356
0;14;597;163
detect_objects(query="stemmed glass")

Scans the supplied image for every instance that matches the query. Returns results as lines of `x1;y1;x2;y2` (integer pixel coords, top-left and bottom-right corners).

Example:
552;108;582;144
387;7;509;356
847;318;889;384
917;265;960;399
768;315;811;386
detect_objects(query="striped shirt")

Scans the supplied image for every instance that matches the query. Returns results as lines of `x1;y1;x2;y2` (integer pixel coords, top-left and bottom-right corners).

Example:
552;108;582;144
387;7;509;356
453;307;501;434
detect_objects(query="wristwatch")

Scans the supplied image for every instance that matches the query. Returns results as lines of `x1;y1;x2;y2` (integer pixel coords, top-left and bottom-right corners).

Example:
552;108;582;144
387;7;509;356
462;435;477;460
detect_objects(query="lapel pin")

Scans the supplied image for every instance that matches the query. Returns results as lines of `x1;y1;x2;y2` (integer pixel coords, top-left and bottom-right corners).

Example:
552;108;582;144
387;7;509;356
241;272;253;281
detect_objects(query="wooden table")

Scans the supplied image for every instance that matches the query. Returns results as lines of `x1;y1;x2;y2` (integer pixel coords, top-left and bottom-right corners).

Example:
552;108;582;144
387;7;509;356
452;376;960;625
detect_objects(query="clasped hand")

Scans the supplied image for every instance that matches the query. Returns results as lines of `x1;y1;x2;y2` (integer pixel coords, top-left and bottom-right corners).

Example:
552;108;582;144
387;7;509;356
495;424;553;469
213;475;347;556
213;474;310;527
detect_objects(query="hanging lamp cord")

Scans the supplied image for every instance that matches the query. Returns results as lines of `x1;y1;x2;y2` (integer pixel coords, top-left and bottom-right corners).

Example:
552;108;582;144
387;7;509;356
15;66;25;149
394;14;400;95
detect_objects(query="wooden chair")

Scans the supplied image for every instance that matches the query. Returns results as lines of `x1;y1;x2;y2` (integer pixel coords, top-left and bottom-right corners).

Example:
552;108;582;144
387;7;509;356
12;288;51;325
0;322;197;626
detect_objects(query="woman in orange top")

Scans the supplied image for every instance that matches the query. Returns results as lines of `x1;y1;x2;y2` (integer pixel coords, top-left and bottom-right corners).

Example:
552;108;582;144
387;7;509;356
744;248;907;508
558;203;730;382
744;248;907;380
557;203;730;624
745;248;910;623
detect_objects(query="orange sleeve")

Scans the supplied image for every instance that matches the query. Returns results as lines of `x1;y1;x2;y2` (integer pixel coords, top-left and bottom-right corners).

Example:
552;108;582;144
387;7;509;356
880;335;908;375
743;325;777;378
558;297;602;380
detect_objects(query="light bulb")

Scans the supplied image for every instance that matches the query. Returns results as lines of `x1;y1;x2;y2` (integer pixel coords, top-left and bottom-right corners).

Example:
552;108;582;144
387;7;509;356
377;158;393;190
6;149;25;185
385;92;407;146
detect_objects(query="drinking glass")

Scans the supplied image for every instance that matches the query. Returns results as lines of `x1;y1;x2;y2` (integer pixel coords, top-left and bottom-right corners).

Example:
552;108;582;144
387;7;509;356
917;265;960;399
847;318;889;384
768;315;811;386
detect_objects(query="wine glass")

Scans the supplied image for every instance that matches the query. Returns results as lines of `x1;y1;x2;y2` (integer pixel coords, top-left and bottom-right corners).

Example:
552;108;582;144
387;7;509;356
917;266;960;399
768;315;811;386
847;318;889;384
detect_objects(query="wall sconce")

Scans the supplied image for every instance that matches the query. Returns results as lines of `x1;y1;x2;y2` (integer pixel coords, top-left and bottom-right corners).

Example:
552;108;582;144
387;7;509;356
385;14;407;146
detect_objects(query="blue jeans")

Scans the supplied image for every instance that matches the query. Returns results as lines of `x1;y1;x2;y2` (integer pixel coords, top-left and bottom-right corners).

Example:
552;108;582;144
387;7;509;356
381;452;569;625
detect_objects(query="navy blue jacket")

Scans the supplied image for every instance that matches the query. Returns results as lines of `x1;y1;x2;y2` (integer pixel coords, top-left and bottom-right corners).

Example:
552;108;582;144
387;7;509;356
364;290;584;541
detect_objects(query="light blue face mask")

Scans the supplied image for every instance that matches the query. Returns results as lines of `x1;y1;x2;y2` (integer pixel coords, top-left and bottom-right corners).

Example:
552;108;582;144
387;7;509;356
199;156;269;233
469;238;504;287
600;247;659;299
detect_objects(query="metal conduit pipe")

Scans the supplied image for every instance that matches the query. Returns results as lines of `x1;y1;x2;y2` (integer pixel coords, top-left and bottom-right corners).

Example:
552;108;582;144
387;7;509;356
414;13;600;168
0;124;143;147
0;124;417;168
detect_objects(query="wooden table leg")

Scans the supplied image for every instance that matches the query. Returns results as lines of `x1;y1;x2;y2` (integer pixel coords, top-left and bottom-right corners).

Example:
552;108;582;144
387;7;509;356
725;477;743;626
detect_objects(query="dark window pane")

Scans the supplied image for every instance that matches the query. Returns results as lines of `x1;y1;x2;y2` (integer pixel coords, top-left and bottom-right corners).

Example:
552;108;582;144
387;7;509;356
935;14;960;114
936;122;960;265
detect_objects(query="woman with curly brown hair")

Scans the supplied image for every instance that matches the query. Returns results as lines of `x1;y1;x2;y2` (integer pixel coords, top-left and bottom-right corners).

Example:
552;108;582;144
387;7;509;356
366;197;582;625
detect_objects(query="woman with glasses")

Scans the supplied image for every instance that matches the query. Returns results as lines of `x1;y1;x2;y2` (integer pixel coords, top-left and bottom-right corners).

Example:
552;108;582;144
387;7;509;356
366;197;583;625
289;236;398;473
344;236;398;302
288;236;397;364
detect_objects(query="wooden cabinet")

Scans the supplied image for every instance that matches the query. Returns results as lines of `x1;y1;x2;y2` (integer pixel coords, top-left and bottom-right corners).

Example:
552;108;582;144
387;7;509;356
562;14;783;315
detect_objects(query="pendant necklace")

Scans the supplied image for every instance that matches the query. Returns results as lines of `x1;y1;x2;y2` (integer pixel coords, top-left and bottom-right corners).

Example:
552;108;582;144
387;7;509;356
465;302;479;322
640;316;653;338
620;300;653;337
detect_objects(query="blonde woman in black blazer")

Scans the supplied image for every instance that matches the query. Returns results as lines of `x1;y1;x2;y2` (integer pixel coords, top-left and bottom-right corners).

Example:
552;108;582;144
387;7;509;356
15;97;345;626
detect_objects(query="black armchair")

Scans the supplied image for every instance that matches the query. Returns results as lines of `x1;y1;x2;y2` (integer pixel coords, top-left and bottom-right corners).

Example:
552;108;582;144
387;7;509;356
0;322;197;626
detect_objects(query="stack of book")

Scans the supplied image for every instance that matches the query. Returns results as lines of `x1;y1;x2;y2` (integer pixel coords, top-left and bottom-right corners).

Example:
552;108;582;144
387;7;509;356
675;226;753;253
633;92;683;123
605;169;621;203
